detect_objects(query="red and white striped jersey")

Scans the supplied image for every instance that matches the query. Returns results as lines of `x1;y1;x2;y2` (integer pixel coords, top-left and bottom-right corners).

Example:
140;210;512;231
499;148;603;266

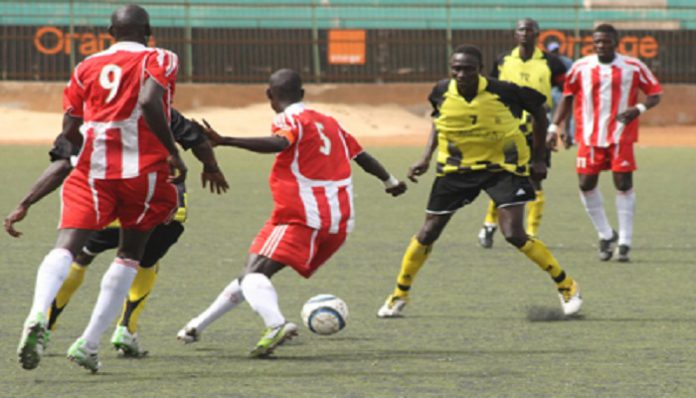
269;103;364;233
63;41;178;179
563;53;662;147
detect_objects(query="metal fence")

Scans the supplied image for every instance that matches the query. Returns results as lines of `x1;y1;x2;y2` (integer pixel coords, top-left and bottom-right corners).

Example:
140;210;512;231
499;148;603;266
1;0;695;83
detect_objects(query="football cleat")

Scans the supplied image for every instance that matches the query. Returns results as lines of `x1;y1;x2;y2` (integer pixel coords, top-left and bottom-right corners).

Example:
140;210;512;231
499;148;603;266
67;338;101;373
558;280;583;316
598;230;618;261
176;325;201;344
377;295;408;318
616;244;630;262
17;313;47;370
249;322;298;358
478;225;497;249
111;326;148;358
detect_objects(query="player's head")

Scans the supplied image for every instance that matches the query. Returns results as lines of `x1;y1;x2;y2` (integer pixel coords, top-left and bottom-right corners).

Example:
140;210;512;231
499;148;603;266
515;18;539;47
450;45;483;90
109;4;152;45
592;24;618;62
267;68;304;113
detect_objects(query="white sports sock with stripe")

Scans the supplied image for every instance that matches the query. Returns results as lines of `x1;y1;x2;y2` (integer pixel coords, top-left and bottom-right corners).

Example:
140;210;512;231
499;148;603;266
579;188;614;240
188;279;244;332
240;273;285;329
29;248;73;318
81;258;138;350
616;189;635;246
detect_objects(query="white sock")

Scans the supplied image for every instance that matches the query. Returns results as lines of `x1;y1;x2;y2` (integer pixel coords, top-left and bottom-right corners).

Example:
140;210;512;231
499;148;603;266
616;189;635;246
28;248;73;319
579;188;614;239
240;273;285;329
81;258;138;350
189;279;244;332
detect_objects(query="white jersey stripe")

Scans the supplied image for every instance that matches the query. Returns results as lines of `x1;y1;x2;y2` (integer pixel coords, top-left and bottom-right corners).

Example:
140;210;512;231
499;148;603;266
135;172;157;224
326;185;341;233
580;67;595;146
597;67;613;147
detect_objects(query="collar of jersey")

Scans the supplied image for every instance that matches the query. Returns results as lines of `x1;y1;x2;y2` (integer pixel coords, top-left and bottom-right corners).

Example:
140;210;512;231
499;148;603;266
448;75;488;100
590;53;622;67
282;102;305;116
511;46;544;61
108;41;148;52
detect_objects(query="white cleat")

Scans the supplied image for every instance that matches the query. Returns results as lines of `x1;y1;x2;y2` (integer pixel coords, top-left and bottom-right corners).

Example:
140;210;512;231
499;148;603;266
377;295;408;318
177;325;201;344
558;280;583;316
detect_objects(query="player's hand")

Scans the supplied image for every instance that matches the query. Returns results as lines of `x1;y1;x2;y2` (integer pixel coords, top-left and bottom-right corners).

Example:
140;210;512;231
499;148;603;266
546;132;559;152
560;132;573;149
385;180;407;197
167;153;188;184
4;204;29;238
616;108;640;124
407;159;430;183
530;161;548;182
198;119;224;147
201;165;229;194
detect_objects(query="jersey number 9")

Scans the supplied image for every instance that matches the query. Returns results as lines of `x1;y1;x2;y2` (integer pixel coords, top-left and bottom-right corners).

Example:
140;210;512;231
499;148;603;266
99;64;123;104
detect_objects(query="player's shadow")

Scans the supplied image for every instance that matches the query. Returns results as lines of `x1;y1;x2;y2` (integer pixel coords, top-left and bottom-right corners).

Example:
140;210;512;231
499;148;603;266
526;306;585;322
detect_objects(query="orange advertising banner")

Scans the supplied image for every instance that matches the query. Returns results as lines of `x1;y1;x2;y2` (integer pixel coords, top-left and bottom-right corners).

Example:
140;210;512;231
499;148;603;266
328;29;366;65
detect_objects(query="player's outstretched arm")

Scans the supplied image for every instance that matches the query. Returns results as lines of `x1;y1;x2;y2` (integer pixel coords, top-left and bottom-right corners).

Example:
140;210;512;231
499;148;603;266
3;159;72;237
169;112;229;194
353;152;407;197
407;124;438;183
139;79;187;184
199;119;290;154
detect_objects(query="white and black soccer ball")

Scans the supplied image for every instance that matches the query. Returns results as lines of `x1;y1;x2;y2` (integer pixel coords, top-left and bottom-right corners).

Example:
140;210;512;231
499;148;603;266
301;294;348;335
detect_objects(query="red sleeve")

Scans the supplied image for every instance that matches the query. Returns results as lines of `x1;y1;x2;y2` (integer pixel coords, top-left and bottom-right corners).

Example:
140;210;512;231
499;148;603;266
339;127;363;159
144;49;179;89
636;60;662;96
271;113;298;146
562;65;580;97
63;64;85;117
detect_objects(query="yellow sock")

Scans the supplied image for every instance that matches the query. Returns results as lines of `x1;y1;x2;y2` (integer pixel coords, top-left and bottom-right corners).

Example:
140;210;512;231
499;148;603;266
519;238;573;289
391;237;432;298
483;200;498;226
48;262;87;331
526;190;545;237
118;263;159;333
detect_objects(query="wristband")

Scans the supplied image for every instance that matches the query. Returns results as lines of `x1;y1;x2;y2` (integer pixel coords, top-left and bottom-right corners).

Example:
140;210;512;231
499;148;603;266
383;175;400;189
547;123;559;134
635;103;647;114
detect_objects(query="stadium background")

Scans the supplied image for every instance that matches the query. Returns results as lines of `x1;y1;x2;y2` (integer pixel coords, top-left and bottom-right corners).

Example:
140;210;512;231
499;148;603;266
1;0;695;144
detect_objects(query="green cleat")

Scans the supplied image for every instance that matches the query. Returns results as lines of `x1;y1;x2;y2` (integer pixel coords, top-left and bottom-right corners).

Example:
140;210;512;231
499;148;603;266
17;313;47;370
111;326;148;358
249;322;298;358
67;338;101;373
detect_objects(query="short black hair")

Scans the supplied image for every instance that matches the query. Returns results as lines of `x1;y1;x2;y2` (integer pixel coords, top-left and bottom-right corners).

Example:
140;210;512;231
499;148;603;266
594;24;619;42
452;45;483;65
517;18;539;33
269;68;303;102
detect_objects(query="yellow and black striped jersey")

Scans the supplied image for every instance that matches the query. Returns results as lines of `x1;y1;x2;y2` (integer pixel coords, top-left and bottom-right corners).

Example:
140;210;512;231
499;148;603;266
428;76;546;176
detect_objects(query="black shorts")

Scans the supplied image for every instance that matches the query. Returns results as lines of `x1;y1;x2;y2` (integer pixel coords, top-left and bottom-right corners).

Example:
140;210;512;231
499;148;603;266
426;171;536;214
82;222;185;268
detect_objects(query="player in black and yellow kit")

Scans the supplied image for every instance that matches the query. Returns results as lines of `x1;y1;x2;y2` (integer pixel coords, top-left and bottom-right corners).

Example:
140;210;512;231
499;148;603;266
377;45;582;318
478;18;568;248
4;109;228;357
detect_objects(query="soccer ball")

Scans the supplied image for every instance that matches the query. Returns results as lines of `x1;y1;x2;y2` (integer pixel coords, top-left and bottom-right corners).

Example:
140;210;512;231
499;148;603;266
301;294;349;335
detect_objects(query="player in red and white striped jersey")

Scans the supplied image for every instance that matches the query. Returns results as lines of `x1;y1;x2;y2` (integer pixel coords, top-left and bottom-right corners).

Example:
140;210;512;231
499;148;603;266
14;5;186;373
176;68;407;357
549;24;662;262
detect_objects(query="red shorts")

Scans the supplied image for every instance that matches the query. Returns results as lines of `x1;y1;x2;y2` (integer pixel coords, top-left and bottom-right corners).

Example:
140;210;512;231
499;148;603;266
576;142;636;175
60;170;178;232
249;221;348;278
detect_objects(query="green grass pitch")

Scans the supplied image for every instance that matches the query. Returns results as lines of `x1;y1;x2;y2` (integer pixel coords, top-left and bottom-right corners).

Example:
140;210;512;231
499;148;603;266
1;145;695;397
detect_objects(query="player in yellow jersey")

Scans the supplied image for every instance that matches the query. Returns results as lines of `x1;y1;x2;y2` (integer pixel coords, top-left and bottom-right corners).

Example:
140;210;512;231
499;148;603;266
377;45;582;318
477;18;568;248
4;110;228;358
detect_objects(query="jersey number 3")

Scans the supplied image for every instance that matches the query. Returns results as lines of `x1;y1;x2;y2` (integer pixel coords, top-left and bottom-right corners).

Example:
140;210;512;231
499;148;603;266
99;64;123;104
315;122;332;156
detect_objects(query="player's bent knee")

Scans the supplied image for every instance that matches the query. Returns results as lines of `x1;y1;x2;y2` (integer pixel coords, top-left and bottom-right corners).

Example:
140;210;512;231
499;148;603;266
503;234;527;248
